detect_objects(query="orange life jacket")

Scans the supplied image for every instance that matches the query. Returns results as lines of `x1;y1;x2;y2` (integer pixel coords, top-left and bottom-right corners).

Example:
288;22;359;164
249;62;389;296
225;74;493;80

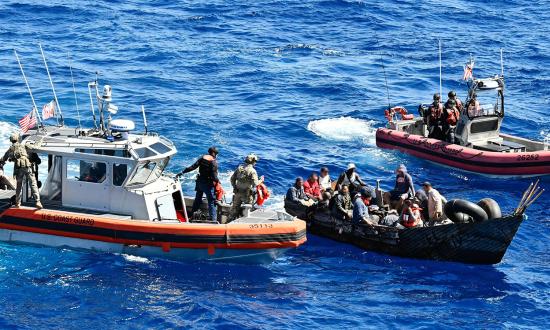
402;206;422;228
214;181;224;201
256;183;270;206
446;108;460;125
429;103;443;121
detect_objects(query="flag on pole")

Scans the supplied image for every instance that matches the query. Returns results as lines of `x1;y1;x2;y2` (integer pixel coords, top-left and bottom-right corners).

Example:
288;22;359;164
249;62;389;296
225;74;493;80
463;60;474;81
19;110;37;133
42;100;56;120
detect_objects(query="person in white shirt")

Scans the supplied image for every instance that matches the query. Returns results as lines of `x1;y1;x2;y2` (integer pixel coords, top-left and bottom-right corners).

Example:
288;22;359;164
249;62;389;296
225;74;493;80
422;182;443;223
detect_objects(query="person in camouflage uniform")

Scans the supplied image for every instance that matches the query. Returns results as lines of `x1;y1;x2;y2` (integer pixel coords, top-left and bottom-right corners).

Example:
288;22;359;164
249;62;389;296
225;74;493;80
0;133;42;208
230;154;264;219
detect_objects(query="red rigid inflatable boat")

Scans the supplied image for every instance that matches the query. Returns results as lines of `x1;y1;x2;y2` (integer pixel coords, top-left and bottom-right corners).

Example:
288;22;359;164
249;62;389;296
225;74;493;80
376;75;550;176
376;128;550;176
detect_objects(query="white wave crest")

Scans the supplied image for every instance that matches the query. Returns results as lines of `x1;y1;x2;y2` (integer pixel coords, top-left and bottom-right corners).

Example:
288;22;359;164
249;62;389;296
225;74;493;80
307;116;376;144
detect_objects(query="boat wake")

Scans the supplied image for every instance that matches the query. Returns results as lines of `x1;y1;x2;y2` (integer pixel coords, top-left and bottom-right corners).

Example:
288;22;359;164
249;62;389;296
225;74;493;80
307;117;377;145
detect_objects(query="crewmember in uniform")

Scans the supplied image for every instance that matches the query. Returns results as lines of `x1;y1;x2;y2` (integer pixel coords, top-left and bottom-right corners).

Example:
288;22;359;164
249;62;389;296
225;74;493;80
0;133;42;208
230;154;264;219
178;146;219;221
427;93;444;140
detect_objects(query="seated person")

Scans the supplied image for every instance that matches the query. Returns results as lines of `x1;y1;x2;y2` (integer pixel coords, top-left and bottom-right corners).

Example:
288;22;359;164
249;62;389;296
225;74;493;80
414;189;429;221
336;163;366;194
286;177;314;207
319;167;332;192
0;161;15;190
303;172;322;201
400;198;423;228
384;164;415;212
331;184;353;221
352;187;379;226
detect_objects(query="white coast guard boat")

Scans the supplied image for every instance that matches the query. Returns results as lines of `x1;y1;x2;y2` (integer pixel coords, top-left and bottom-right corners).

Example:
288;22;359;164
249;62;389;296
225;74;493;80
0;50;306;263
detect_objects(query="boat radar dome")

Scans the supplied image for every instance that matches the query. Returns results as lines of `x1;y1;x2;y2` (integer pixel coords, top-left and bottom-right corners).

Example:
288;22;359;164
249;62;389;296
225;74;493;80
110;119;135;140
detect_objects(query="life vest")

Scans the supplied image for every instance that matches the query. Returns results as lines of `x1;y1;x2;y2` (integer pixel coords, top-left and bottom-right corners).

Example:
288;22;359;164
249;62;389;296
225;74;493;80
256;183;270;206
384;106;412;123
214;181;225;201
429;103;443;121
402;206;422;228
446;108;460;125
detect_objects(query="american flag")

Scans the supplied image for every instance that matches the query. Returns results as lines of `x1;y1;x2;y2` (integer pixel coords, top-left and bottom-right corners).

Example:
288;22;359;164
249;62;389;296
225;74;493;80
463;60;474;81
42;100;56;120
19;110;37;133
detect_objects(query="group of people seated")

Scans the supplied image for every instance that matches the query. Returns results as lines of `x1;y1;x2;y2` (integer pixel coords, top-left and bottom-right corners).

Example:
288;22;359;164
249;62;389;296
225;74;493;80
286;163;447;229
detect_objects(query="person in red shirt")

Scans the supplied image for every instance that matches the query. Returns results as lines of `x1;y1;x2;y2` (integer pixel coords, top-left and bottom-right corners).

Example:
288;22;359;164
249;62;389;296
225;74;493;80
303;172;323;201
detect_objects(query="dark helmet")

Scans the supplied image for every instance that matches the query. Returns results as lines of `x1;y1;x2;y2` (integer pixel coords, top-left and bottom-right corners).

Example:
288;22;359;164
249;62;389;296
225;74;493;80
448;90;457;98
208;146;219;156
433;93;441;101
360;187;372;198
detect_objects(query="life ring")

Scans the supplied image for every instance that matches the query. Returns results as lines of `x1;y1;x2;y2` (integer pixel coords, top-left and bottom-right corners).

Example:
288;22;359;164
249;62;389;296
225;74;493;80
444;199;489;223
384;106;412;122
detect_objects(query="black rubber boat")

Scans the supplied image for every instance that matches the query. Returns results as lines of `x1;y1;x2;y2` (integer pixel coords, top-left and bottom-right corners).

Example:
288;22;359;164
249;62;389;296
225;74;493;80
285;182;542;265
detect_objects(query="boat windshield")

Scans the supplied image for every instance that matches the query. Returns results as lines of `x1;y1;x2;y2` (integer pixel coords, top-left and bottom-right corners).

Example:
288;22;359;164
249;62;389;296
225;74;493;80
126;157;169;186
466;90;503;118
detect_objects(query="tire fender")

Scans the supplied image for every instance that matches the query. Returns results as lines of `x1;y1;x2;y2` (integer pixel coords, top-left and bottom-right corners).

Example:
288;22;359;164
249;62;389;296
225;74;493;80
444;199;489;223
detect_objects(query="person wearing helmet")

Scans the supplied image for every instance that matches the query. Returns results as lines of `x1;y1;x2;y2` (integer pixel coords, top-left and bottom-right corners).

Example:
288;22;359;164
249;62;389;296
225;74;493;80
443;91;463;143
178;146;220;221
1;133;42;208
352;187;379;226
427;93;444;140
230;153;264;219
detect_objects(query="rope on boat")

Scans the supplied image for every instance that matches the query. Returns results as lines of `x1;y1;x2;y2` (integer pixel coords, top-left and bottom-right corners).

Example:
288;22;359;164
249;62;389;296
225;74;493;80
514;180;544;216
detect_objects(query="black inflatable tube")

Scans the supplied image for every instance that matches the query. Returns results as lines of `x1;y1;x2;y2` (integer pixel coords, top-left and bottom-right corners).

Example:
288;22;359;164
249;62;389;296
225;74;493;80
477;198;502;220
444;199;489;223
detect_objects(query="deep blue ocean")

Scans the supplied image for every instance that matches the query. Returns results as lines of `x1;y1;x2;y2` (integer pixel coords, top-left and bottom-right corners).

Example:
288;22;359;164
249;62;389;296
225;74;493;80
0;0;549;328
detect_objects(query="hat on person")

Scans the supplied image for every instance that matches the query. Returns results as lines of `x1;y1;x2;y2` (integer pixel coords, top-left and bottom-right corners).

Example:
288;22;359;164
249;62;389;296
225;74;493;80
422;181;432;187
347;163;356;170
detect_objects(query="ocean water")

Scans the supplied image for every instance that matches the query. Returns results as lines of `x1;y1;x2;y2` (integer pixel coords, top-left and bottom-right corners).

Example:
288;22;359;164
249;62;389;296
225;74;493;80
0;0;549;328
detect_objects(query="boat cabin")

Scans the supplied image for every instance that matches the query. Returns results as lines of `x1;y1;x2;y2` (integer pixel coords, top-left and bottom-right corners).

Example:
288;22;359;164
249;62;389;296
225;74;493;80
20;124;186;222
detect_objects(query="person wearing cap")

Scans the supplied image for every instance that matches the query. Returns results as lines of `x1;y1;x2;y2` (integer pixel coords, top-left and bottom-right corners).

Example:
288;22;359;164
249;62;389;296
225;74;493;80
443;91;462;143
230;153;264;219
1;133;41;209
331;184;353;221
467;92;482;117
427;93;444;140
384;164;415;212
178;146;220;221
422;182;444;224
336;163;367;194
286;177;314;207
352;187;379;226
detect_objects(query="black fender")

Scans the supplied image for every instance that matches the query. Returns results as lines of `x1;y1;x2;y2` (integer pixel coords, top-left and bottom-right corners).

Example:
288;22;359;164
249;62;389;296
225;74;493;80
444;199;489;223
477;198;501;220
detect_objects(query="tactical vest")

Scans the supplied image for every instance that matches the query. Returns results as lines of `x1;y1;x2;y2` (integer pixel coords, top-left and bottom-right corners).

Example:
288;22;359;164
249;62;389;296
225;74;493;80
235;165;255;192
12;143;31;169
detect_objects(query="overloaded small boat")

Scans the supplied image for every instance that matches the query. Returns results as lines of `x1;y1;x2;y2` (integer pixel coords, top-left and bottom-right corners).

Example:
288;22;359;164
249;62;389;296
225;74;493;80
285;182;542;265
375;59;550;176
0;50;306;263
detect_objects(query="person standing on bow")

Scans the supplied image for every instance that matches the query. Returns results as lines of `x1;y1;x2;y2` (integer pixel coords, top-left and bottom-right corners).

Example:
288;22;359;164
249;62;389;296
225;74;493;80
178;146;219;221
230;153;264;219
1;133;42;209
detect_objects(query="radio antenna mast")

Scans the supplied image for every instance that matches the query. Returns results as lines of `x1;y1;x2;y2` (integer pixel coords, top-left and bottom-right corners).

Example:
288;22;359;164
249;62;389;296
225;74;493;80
500;48;504;77
14;49;43;130
380;54;392;110
67;52;81;130
39;43;63;126
439;39;442;100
